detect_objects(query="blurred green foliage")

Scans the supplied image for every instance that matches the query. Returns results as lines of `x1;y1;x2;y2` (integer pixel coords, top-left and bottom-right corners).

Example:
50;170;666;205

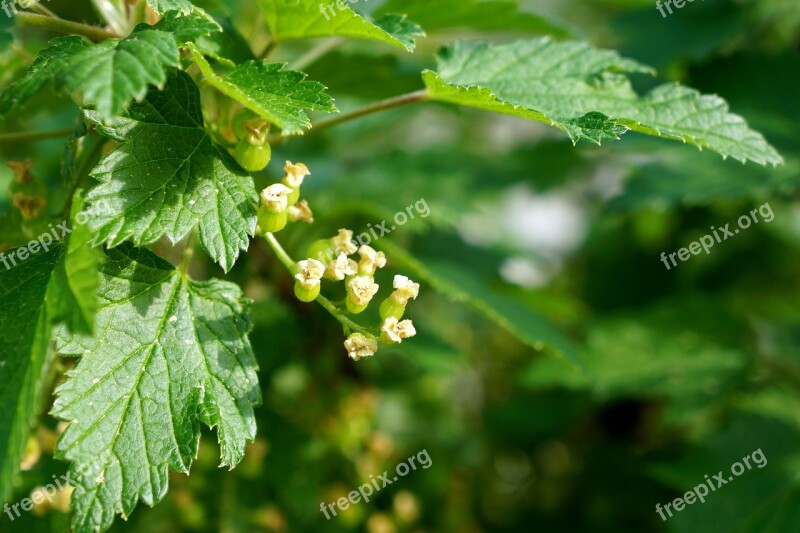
1;0;799;531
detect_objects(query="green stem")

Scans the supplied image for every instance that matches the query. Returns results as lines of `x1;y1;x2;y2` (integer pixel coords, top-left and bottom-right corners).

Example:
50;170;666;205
291;37;344;71
30;2;59;18
271;90;429;143
0;128;76;144
15;12;117;42
258;38;277;60
179;230;198;275
263;232;374;337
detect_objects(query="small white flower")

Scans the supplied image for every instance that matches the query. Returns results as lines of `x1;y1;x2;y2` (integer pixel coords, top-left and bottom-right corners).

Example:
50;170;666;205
288;199;314;223
260;183;293;212
295;258;326;289
391;275;420;305
358;245;387;275
332;228;358;255
380;317;417;344
282;161;310;188
326;253;358;281
344;333;378;361
347;275;380;306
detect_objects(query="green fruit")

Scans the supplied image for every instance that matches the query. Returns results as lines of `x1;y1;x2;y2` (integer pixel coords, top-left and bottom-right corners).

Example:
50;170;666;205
235;140;272;173
257;207;287;234
307;239;334;264
346;299;369;314
294;282;320;303
287;187;301;207
380;298;405;321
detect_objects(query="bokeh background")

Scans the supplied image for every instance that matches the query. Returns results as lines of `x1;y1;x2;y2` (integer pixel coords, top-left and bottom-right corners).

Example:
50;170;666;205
1;0;800;531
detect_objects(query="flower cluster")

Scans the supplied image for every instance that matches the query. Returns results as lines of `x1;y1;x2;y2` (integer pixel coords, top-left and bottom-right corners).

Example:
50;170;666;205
299;229;420;361
257;161;313;234
260;162;422;362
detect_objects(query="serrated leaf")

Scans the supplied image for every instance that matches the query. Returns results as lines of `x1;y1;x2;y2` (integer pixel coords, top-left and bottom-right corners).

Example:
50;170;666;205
256;0;422;52
0;245;63;501
0;36;91;116
373;14;426;52
85;71;257;272
47;192;102;334
144;10;221;42
59;30;180;119
424;39;783;165
191;49;335;135
378;240;580;364
52;244;260;533
378;0;568;37
146;0;195;15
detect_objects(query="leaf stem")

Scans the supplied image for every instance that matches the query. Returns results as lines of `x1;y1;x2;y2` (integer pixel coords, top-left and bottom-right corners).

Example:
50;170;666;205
29;2;59;18
263;232;373;337
15;12;118;42
291;37;344;71
271;89;429;143
0;128;76;144
179;230;198;275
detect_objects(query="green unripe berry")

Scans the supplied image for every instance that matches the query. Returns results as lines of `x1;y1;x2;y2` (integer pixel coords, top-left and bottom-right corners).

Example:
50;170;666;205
307;239;334;265
346;299;369;314
286;187;301;207
294;282;320;302
235;139;272;173
257;207;288;234
379;298;406;321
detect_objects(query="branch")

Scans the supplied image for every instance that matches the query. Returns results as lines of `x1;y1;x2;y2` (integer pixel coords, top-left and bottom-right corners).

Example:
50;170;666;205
270;90;429;143
15;12;118;42
0;128;76;144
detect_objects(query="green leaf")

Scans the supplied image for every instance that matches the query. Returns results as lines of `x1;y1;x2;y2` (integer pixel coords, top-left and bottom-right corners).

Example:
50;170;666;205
47;192;102;334
191;48;336;135
255;0;423;51
373;14;426;52
85;71;258;272
145;10;221;42
0;36;91;116
146;0;195;14
522;301;748;400
59;30;180;120
53;244;260;533
378;239;580;364
424;39;784;165
378;0;568;37
0;245;63;501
